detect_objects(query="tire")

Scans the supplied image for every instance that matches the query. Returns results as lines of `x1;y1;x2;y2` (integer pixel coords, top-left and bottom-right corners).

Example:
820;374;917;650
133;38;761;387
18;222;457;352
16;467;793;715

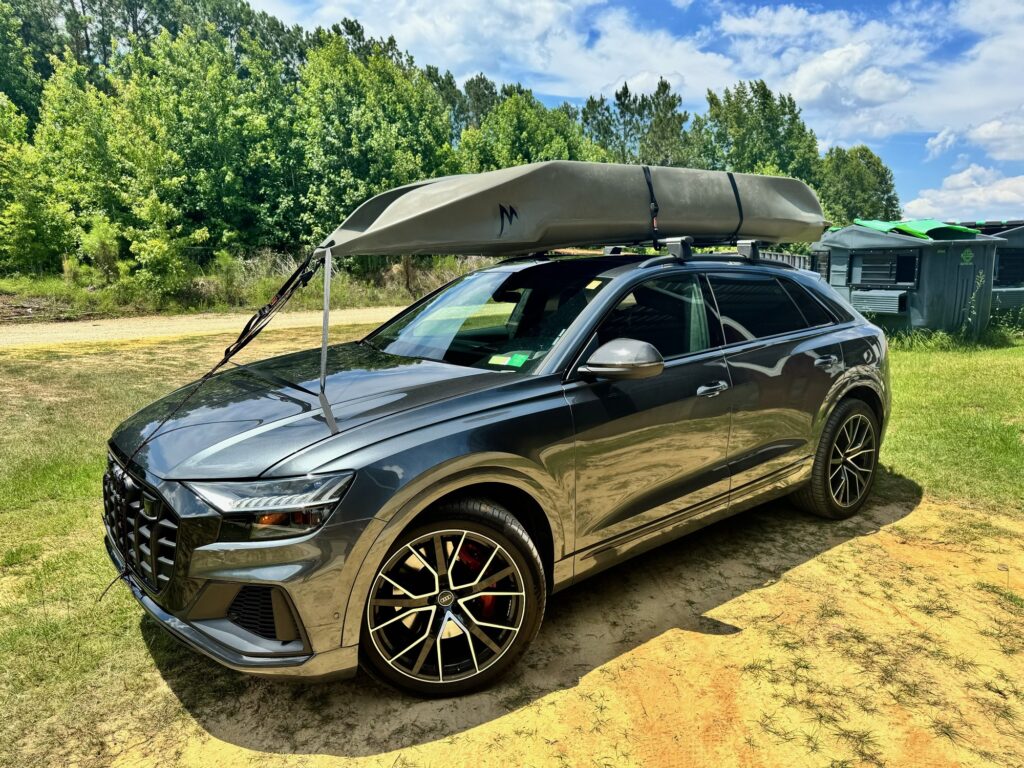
792;398;880;520
360;498;546;697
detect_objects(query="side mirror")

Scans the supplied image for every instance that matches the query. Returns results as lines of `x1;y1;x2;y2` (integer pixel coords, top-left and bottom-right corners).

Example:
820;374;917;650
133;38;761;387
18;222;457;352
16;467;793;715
579;338;664;381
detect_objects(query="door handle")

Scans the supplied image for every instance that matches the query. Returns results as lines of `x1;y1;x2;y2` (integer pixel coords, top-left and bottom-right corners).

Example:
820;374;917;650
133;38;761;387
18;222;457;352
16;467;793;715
696;380;729;397
814;354;839;368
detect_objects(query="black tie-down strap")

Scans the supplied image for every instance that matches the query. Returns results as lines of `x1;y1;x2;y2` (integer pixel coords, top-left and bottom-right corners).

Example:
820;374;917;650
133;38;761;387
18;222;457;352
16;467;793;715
641;165;660;249
124;245;329;467
726;171;744;241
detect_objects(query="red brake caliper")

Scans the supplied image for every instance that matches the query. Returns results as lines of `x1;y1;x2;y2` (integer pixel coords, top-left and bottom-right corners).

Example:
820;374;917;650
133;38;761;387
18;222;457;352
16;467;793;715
458;543;496;617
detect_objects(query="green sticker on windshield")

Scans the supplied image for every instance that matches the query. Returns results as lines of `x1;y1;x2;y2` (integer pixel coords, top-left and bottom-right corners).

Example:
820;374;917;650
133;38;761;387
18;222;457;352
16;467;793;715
489;353;529;368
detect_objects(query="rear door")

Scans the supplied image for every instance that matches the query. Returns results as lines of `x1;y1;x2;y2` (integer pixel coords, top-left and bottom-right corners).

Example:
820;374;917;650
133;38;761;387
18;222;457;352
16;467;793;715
705;271;844;493
566;272;735;552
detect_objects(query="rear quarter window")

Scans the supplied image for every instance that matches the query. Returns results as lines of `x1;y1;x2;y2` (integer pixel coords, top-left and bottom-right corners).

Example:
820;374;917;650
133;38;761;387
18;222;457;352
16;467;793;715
707;273;809;343
780;279;834;327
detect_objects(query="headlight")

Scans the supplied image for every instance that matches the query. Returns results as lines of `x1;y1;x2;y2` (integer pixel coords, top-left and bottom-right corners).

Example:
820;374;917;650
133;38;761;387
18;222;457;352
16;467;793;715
187;472;354;541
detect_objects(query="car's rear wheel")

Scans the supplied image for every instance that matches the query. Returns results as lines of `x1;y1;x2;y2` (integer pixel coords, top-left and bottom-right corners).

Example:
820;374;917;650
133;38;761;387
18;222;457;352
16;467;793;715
361;498;545;697
793;398;879;519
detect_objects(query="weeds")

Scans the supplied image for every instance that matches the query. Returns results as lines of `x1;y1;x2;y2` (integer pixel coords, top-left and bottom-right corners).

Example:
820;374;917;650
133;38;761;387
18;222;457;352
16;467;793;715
0;253;496;322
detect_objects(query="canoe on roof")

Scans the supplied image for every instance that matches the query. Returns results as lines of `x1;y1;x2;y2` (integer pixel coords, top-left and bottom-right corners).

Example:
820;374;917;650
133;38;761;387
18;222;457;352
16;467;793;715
321;160;826;258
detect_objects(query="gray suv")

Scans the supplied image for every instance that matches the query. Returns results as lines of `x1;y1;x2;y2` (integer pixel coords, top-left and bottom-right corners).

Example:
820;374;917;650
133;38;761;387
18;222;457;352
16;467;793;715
104;253;889;696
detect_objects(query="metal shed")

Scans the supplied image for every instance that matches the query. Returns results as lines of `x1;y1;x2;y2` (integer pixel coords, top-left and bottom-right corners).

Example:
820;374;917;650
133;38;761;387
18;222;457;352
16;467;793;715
811;220;1004;333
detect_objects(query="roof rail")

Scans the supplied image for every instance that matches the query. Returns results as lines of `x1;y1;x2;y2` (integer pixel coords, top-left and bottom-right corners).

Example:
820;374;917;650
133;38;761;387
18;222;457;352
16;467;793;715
498;251;549;264
689;254;799;270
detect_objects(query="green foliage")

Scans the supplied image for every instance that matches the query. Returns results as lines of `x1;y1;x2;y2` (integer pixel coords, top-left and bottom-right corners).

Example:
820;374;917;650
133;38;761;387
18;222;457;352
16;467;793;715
0;3;902;303
0;0;41;120
458;93;606;172
582;78;689;166
32;54;119;222
462;72;499;128
639;79;691;167
0;95;75;274
819;145;902;225
687;80;821;185
297;36;456;241
78;212;121;281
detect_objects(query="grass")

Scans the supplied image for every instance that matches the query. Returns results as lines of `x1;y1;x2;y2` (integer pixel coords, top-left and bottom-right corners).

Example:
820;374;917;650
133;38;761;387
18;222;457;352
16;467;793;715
0;328;1023;766
881;336;1024;511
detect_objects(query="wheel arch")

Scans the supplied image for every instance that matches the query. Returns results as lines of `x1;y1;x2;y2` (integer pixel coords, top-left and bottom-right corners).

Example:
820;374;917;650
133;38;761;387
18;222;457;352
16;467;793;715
840;384;885;427
815;372;888;446
339;470;561;650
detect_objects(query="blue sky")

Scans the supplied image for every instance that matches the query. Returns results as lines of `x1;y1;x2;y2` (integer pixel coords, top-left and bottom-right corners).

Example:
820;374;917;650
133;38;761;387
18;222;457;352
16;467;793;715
251;0;1024;220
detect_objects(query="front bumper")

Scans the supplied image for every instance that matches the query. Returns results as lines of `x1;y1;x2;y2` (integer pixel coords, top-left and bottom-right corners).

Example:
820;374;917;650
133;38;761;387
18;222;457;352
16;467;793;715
107;537;360;680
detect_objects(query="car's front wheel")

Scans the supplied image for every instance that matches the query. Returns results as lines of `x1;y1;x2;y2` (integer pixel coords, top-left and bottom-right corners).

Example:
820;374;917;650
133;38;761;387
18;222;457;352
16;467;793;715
361;498;546;697
793;398;880;519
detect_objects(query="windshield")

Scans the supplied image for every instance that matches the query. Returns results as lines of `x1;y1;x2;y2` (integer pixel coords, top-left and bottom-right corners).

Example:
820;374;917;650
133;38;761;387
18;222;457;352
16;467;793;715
367;259;615;374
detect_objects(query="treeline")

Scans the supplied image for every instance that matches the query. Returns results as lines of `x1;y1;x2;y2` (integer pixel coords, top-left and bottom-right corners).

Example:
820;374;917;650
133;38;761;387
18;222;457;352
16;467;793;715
0;0;901;301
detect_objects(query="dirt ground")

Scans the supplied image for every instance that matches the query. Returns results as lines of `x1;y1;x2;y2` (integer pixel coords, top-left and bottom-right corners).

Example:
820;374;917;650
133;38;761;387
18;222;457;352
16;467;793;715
87;494;1022;768
0;306;403;348
3;319;1022;768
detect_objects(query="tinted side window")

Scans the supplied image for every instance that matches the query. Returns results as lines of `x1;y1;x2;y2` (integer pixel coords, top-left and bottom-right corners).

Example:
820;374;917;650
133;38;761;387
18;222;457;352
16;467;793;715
598;274;719;358
707;273;808;343
780;279;834;327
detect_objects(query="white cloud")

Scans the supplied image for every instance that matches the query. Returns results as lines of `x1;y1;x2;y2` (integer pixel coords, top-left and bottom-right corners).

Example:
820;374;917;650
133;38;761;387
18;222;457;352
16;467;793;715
245;0;1024;205
925;127;957;160
715;4;939;140
272;0;736;101
966;108;1024;161
904;164;1024;219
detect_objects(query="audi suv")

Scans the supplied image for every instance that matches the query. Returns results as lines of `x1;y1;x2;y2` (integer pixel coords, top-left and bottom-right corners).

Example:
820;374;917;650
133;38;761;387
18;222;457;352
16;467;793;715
104;253;889;696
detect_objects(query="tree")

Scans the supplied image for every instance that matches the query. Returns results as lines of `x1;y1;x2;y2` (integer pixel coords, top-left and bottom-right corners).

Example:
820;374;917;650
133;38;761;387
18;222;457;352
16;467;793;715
582;84;646;164
638;78;689;167
463;72;498;128
686;80;820;184
296;36;456;242
457;93;606;172
32;54;120;227
100;26;301;290
0;0;42;120
819;145;901;225
425;65;468;140
0;93;75;274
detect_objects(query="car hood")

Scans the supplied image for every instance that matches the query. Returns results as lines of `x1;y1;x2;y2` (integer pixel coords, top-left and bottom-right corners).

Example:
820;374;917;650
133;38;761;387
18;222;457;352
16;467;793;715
111;342;509;479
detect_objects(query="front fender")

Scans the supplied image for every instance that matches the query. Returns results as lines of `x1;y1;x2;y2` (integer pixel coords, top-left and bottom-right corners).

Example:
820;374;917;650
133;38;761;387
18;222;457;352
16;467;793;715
336;456;568;649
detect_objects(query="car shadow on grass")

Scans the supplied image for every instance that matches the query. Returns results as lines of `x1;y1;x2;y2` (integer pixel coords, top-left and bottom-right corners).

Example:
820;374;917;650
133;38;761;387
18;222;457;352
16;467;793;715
143;467;922;759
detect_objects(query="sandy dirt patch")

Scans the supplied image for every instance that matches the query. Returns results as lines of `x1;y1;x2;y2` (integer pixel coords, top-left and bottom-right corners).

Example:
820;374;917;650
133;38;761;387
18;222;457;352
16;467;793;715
0;307;403;349
47;495;1019;768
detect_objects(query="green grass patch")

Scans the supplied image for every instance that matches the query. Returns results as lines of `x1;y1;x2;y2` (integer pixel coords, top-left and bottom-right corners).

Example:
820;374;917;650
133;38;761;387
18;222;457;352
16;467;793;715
976;582;1024;615
880;339;1024;512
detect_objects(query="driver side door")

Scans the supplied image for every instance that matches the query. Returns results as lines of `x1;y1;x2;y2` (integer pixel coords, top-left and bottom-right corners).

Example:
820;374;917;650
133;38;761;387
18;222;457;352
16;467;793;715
564;272;735;562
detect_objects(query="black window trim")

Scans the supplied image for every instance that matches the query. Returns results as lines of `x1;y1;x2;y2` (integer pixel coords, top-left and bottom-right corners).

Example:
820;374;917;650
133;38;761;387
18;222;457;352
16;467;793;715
562;268;726;381
777;275;840;328
704;270;841;352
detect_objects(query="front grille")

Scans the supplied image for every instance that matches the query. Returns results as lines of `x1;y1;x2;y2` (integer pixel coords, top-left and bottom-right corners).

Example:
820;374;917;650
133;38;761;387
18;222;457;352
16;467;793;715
228;586;278;639
103;455;179;592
